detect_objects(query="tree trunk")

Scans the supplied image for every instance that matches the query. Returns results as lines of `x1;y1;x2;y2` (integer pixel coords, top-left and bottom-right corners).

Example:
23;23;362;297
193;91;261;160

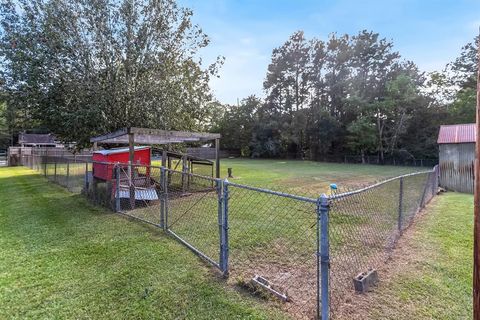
376;113;385;164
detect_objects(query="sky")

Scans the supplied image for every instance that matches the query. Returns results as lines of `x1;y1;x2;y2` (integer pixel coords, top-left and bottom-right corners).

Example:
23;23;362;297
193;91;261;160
179;0;480;105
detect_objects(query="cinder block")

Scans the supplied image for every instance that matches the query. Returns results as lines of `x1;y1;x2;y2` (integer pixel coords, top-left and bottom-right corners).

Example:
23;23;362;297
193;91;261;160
353;269;378;293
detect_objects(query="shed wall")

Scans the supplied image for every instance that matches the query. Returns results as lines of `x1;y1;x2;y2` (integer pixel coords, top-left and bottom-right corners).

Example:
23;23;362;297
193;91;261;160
439;143;474;194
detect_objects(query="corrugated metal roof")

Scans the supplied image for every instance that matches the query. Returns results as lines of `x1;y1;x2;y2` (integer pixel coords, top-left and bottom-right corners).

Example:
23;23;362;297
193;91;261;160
437;123;476;144
93;146;150;155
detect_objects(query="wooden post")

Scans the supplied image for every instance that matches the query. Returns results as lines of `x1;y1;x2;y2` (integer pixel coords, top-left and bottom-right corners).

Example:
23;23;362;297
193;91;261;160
66;160;70;189
128;131;135;209
181;155;187;194
215;138;220;178
474;30;480;320
161;150;167;167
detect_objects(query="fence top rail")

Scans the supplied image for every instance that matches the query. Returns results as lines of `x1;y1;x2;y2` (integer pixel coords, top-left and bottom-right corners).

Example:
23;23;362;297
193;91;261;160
226;181;318;204
164;166;220;182
329;167;436;200
105;162;221;182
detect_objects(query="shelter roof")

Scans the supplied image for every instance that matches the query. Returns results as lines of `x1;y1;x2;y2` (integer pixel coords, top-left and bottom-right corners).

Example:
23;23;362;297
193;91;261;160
437;123;475;144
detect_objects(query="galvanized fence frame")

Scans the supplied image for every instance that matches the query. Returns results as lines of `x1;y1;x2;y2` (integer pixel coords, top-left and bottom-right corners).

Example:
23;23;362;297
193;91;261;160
326;165;439;316
18;155;439;319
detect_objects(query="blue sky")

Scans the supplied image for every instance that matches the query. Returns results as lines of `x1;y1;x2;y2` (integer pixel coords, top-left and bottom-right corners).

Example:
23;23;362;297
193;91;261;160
179;0;480;105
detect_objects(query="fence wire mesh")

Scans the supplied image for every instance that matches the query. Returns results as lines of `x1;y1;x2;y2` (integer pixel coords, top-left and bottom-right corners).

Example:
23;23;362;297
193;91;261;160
164;169;221;267
21;153;91;193
226;183;318;318
328;168;439;315
18;153;439;320
190;160;214;177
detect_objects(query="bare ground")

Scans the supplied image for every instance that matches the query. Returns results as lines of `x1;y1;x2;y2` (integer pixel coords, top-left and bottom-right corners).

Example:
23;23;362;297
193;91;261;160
333;194;459;320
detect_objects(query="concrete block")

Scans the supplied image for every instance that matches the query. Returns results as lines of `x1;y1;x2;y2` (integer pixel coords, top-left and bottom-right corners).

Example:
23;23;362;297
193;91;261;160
353;269;378;293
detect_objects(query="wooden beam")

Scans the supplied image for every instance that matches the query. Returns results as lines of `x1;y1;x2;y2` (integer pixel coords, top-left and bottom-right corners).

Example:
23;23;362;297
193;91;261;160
91;127;220;145
90;128;128;143
129;127;221;140
128;132;135;209
95;135;200;145
474;29;480;320
215;138;220;179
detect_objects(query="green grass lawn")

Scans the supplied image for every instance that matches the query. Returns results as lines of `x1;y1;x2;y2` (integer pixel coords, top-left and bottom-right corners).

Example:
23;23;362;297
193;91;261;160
129;160;434;317
4;160;466;320
0;167;288;319
153;158;428;196
337;192;473;319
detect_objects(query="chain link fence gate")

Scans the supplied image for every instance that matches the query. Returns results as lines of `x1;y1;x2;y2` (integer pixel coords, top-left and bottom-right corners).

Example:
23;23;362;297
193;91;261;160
112;164;228;272
225;182;320;318
18;155;439;319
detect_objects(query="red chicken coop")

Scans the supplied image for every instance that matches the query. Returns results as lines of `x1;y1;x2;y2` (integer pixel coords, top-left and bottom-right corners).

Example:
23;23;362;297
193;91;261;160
92;146;151;181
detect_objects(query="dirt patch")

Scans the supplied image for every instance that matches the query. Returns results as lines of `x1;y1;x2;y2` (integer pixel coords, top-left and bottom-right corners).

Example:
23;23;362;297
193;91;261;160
332;196;440;319
228;239;318;319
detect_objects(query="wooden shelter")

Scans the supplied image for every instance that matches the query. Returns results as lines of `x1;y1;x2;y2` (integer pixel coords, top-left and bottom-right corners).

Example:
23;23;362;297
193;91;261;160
437;123;475;193
90;127;221;178
90;128;221;209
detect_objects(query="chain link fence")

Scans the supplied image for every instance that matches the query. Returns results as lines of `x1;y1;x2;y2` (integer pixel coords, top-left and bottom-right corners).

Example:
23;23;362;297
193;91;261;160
226;182;319;318
19;154;439;319
21;152;91;193
343;155;438;167
328;169;438;316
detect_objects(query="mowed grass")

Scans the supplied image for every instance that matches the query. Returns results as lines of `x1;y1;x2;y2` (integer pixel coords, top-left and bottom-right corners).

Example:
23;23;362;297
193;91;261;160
337;192;473;319
0;167;289;319
153;158;427;195
140;160;435;316
2;161;471;319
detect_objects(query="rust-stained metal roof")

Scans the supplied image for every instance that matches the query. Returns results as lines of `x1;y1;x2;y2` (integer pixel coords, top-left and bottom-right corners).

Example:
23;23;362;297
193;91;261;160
437;123;476;144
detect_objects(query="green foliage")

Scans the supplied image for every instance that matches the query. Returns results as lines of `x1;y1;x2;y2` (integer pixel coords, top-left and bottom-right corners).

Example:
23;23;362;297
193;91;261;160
0;100;9;149
217;30;437;160
0;0;221;148
346;117;376;161
433;35;478;124
448;88;476;123
211;96;260;156
216;32;477;161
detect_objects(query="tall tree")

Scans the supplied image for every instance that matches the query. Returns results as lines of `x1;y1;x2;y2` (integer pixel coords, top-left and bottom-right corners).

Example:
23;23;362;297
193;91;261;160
212;96;260;156
438;35;479;124
0;0;221;148
263;31;311;157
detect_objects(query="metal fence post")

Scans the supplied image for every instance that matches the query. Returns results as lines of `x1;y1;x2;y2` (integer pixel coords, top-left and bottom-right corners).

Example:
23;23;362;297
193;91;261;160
164;168;169;229
160;167;166;229
398;177;404;233
115;165;121;212
419;174;429;209
317;194;330;320
216;179;224;271
220;179;230;275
